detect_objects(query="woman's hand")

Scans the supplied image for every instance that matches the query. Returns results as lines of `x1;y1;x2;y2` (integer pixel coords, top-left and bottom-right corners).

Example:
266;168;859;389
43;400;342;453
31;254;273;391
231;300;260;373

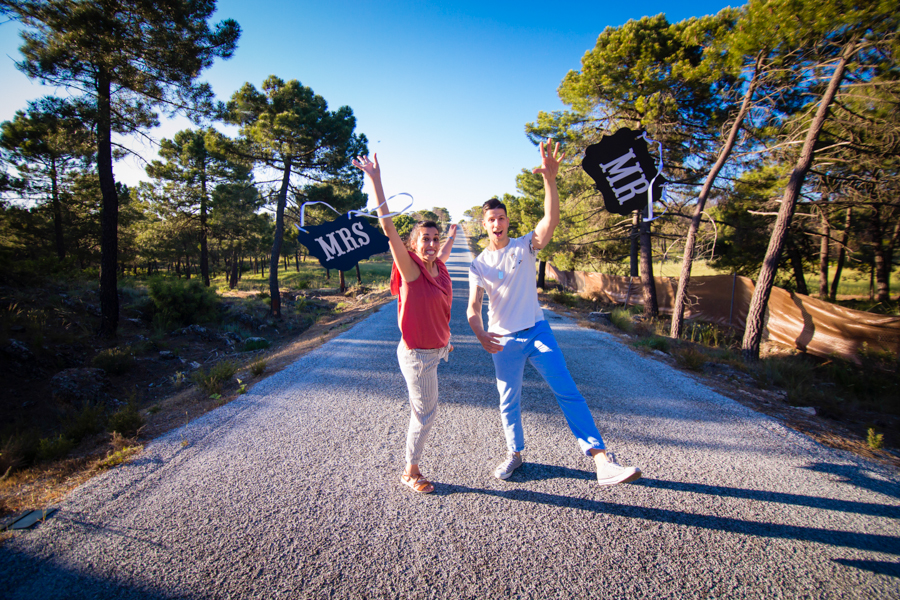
352;154;380;179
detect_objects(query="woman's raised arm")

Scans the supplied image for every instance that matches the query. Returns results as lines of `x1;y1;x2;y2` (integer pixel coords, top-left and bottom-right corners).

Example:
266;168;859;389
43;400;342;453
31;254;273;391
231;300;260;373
352;154;420;283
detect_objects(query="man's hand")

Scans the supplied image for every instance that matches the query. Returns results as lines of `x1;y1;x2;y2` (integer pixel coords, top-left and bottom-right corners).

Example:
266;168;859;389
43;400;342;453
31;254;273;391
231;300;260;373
476;331;505;354
532;138;564;251
532;138;565;180
468;285;504;354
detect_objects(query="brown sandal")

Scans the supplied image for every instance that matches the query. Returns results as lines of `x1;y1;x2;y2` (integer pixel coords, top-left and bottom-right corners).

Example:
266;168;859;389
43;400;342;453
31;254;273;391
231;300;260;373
400;472;434;494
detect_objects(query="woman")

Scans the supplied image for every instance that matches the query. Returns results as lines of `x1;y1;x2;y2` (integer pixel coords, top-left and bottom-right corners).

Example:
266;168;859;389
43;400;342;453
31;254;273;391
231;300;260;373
353;154;457;494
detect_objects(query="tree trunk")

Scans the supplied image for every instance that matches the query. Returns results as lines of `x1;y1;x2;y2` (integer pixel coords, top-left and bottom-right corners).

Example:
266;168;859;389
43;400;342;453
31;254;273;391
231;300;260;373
639;218;658;318
339;270;346;293
786;237;809;295
871;206;900;303
829;207;851;301
269;157;292;318
229;247;239;289
356;263;362;284
818;205;829;299
671;54;760;339
629;211;639;277
96;67;119;338
537;260;546;289
869;262;875;300
199;158;210;286
742;43;854;360
51;158;66;260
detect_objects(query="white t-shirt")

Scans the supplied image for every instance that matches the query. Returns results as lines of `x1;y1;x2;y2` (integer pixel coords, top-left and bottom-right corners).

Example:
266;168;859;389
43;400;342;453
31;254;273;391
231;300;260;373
469;232;544;335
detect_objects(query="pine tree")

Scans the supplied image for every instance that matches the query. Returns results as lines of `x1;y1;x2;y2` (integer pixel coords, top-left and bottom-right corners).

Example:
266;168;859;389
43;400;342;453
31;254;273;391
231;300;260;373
2;0;239;336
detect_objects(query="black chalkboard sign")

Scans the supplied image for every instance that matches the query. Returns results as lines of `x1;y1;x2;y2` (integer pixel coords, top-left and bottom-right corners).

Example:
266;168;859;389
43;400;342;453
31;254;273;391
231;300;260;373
582;128;664;216
295;216;389;272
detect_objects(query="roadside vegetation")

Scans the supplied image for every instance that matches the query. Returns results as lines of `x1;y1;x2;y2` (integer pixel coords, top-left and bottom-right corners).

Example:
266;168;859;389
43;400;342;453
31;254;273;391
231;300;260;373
0;260;393;522
538;284;899;465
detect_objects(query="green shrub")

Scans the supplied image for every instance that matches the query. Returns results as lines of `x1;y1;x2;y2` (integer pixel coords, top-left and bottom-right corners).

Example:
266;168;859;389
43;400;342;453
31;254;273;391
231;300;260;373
108;402;144;437
221;322;254;339
857;343;897;370
210;360;237;381
250;359;268;377
672;346;707;371
686;322;736;348
191;360;237;396
633;336;670;353
96;444;142;470
610;308;635;333
0;429;40;473
37;434;75;462
867;428;885;450
147;276;220;326
150;308;179;334
91;346;135;375
549;290;579;308
243;338;270;352
752;355;826;410
63;401;107;442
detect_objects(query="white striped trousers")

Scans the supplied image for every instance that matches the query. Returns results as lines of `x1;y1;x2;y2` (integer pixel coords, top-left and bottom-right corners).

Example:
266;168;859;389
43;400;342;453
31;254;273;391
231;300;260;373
396;341;450;465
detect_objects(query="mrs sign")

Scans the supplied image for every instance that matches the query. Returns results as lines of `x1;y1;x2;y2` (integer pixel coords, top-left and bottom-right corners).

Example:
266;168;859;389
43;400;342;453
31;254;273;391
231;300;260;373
295;216;389;272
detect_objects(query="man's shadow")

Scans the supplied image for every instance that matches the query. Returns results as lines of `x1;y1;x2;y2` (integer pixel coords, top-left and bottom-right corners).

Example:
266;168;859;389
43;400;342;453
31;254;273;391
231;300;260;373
431;462;900;565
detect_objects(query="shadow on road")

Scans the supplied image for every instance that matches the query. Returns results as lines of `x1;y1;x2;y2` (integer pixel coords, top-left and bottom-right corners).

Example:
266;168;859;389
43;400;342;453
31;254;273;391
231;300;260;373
0;545;179;600
799;461;900;500
430;475;900;556
831;558;900;578
643;476;900;518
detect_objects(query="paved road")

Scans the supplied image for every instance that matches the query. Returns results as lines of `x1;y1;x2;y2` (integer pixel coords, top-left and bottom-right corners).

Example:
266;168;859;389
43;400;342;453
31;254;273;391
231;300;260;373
2;234;899;599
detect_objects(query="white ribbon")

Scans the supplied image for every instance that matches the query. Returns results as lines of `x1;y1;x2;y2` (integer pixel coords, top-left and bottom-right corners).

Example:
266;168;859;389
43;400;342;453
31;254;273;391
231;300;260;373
296;201;342;233
347;192;415;221
639;131;668;222
296;193;416;234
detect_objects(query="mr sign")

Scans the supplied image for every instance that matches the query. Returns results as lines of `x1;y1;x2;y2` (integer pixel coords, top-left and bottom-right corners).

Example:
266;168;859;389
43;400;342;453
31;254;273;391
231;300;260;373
582;128;663;216
295;216;389;272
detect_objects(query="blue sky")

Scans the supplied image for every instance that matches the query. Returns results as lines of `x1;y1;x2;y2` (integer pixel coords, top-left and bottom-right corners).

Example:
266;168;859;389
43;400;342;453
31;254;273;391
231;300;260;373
1;1;736;222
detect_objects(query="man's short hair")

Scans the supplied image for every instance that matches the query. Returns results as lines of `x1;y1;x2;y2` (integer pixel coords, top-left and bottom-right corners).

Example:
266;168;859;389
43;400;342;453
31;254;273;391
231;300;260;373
481;198;507;217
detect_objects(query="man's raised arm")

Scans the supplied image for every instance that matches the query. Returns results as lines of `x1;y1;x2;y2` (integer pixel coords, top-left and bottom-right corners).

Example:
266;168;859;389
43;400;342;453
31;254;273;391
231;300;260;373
531;139;566;251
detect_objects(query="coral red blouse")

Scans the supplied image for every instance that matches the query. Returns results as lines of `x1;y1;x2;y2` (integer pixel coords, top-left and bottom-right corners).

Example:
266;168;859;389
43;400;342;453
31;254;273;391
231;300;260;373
390;252;452;349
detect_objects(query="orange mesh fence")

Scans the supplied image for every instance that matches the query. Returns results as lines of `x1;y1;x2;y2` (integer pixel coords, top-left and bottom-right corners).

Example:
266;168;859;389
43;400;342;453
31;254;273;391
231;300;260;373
546;263;900;363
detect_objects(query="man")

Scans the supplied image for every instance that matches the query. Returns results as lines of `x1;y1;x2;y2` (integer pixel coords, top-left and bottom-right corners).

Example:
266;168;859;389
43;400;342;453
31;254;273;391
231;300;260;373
467;139;641;485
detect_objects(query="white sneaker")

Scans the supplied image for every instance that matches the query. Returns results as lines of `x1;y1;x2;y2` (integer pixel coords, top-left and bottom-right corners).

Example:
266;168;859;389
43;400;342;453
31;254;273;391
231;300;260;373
494;453;523;480
595;452;641;486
